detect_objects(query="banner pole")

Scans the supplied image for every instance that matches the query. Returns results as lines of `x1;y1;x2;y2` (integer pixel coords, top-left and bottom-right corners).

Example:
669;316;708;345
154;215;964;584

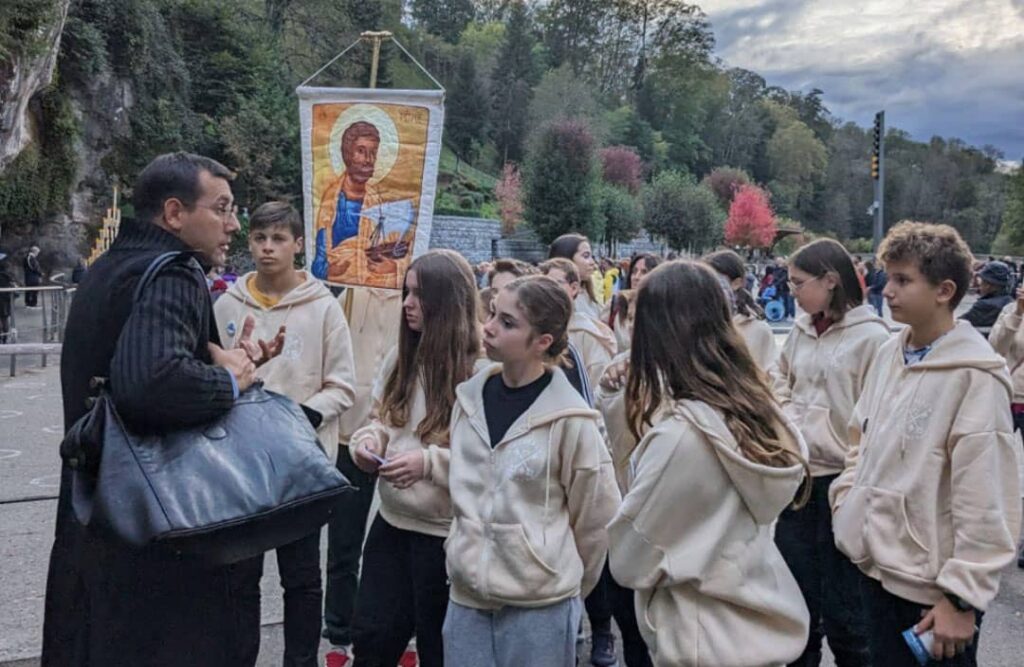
362;30;392;89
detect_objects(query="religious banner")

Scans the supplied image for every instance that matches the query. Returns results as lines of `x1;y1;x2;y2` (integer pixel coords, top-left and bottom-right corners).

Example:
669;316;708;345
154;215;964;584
297;86;444;288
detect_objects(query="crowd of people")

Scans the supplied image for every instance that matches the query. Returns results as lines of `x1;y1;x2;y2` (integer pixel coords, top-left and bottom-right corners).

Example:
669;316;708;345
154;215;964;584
39;152;1023;667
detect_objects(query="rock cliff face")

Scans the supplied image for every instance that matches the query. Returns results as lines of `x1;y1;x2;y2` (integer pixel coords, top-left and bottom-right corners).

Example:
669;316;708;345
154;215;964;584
0;1;71;171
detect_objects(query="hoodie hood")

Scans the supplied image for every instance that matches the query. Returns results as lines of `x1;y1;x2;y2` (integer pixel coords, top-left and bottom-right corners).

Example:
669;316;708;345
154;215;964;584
793;303;888;338
570;311;616;353
224;270;332;310
672;400;806;525
457;362;600;435
899;320;1012;392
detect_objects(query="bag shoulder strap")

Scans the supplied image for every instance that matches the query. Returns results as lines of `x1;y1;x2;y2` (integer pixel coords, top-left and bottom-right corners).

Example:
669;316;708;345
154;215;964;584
132;251;202;304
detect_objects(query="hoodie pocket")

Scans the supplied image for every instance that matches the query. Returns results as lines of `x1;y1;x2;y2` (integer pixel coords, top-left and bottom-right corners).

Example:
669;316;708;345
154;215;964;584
833;486;871;564
864;488;932;579
444;516;482;592
486;523;560;601
799;404;847;470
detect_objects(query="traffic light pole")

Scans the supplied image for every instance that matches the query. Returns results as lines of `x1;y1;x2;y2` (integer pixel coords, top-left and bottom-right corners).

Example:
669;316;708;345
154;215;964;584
872;111;885;251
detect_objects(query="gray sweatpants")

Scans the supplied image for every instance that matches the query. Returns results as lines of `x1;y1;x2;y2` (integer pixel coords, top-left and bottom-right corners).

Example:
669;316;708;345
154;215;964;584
442;597;583;667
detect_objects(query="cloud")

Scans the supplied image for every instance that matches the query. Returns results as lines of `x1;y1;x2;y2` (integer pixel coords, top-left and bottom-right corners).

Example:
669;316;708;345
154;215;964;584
705;0;1024;158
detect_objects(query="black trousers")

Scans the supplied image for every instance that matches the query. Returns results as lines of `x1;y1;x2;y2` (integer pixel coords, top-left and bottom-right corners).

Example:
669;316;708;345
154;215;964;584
862;575;982;667
586;563;653;667
276;530;323;667
775;474;871;667
351;515;449;667
322;445;377;646
235;529;323;667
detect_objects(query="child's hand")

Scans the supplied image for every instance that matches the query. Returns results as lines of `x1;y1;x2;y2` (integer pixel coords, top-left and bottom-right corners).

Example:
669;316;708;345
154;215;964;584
353;437;384;474
916;597;975;660
600;357;629;392
379;451;425;489
1015;287;1024;315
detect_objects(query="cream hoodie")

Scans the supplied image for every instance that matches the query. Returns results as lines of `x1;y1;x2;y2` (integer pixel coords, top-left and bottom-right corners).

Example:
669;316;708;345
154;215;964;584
569;311;617;389
446;364;621;610
987;301;1024;403
595;351;637;494
830;321;1022;611
734;312;777;371
608;400;810;667
350;349;490;538
336;287;403;445
214;272;356;462
770;304;890;476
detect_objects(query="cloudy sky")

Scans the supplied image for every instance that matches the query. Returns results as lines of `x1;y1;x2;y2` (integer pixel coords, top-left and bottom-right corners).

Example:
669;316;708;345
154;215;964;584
702;0;1024;160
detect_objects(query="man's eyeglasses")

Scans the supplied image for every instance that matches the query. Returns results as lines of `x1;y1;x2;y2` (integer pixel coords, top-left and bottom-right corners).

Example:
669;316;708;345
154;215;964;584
199;203;239;221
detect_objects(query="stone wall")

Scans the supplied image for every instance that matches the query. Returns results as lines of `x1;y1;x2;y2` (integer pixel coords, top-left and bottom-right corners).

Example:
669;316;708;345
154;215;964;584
429;215;667;263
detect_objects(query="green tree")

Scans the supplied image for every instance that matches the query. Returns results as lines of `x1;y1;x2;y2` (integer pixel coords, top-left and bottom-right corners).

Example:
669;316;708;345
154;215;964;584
527;64;605;143
491;0;536;164
412;0;475;43
642;170;723;251
524;119;602;243
1002;165;1024;248
763;101;828;218
596;183;643;253
446;50;488;162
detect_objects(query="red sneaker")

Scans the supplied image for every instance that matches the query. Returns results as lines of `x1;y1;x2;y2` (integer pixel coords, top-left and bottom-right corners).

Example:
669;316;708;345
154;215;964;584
324;644;353;667
398;648;419;667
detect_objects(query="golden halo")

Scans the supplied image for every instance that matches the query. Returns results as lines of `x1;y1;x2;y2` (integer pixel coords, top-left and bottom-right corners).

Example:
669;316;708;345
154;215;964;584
329;104;399;185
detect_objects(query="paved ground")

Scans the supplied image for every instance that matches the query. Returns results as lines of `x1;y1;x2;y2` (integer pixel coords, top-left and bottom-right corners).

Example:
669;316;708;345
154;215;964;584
3;295;1022;666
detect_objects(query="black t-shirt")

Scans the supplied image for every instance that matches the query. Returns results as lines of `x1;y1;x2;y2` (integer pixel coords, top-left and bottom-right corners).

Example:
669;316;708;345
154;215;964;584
483;370;553;447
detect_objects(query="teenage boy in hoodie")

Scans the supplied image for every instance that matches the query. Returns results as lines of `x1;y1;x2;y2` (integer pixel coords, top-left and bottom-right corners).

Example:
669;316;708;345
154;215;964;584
214;201;356;667
540;259;616;386
830;221;1022;667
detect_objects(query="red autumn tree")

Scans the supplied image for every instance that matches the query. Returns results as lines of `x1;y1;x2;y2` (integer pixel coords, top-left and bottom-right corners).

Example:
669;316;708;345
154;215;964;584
494;163;524;235
725;184;777;248
598;145;643;194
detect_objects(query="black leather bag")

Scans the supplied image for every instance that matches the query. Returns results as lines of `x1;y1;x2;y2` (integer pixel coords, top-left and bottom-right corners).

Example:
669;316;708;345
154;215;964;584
63;251;351;564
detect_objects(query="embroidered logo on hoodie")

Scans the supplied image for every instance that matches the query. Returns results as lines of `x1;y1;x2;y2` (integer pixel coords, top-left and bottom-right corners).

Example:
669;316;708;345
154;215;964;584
500;433;544;483
904;401;934;440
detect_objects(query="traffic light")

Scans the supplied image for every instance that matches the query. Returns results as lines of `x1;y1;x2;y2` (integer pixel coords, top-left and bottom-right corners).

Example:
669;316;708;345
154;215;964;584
871;112;882;180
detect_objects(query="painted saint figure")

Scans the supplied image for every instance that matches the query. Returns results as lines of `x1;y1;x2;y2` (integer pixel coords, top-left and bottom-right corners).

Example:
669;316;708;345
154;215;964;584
312;121;381;279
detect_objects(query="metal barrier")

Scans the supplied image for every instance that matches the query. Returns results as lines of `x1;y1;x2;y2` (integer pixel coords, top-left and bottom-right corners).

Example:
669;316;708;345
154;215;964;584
0;283;75;375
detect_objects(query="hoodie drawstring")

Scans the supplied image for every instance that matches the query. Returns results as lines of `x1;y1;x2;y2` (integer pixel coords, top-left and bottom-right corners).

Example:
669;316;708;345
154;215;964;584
543;421;556;547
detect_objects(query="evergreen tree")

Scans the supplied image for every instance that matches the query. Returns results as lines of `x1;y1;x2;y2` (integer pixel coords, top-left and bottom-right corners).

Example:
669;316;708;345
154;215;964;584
491;0;535;164
412;0;475;43
524;119;602;243
446;50;487;162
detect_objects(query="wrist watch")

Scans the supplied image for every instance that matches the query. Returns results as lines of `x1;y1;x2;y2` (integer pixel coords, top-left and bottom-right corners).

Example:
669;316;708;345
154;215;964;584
944;592;976;613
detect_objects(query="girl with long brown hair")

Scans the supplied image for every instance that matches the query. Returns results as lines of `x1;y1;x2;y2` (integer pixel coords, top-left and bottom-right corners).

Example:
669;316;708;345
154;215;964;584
443;275;619;667
770;239;890;667
606;260;811;667
549;233;602;319
349;249;483;667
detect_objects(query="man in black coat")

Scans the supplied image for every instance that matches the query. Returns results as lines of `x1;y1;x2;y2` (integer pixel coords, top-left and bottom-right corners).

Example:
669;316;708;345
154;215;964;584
961;260;1014;333
41;152;270;666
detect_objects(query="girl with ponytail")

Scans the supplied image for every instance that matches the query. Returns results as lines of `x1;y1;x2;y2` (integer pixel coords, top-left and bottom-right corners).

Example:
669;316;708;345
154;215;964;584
442;275;620;667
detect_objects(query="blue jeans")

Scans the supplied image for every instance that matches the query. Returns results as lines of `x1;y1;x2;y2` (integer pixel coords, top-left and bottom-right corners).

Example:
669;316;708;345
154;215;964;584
783;293;796;318
869;293;885;317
